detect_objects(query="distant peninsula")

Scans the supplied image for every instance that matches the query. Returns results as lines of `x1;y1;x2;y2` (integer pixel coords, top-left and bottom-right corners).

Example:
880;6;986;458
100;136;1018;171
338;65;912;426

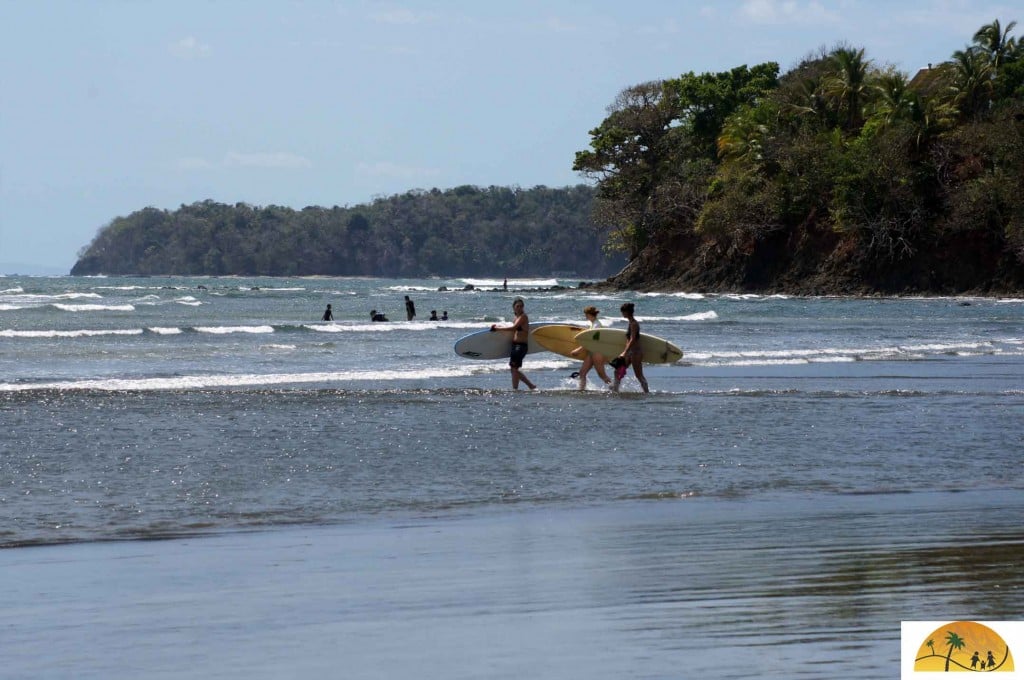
71;185;624;278
75;19;1024;294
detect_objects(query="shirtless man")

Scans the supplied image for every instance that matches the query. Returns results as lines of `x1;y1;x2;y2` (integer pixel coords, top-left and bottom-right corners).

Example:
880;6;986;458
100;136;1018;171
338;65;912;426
490;297;537;390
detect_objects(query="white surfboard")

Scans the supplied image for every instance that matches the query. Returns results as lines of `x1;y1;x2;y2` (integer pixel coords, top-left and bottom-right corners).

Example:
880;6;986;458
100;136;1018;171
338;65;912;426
454;323;555;360
573;328;683;364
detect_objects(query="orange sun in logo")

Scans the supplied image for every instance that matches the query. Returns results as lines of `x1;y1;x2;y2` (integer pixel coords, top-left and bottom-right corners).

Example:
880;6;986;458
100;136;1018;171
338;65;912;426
914;621;1014;672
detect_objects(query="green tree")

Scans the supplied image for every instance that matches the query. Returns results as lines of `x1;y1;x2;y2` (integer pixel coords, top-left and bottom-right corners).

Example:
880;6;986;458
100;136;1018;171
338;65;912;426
973;19;1018;70
823;47;873;131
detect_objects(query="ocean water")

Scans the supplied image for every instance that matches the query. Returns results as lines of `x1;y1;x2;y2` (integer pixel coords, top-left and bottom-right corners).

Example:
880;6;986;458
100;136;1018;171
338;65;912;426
2;275;1022;678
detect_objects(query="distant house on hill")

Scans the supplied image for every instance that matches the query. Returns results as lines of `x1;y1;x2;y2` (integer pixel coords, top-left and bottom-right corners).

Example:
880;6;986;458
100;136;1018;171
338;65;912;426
908;62;955;95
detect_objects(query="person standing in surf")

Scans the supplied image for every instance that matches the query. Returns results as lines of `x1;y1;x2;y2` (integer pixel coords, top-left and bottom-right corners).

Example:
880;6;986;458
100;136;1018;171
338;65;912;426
321;304;333;321
571;305;612;390
490;297;537;390
613;302;648;393
404;295;416;321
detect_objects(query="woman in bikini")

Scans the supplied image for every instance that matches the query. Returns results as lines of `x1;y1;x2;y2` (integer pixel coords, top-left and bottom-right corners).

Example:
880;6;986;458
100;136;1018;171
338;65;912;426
613;302;648;393
572;305;611;390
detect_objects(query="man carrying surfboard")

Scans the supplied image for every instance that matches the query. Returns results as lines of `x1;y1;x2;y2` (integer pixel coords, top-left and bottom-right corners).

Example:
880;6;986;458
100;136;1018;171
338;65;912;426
613;302;649;393
490;297;537;390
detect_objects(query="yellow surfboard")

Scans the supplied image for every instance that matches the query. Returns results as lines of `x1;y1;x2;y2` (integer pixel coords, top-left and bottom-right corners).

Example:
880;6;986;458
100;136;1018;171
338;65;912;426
530;324;590;359
573;328;683;364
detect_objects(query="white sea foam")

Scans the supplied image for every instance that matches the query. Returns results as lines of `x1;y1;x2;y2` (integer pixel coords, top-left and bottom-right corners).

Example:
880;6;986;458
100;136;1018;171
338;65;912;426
0;365;507;392
636;311;717;322
94;286;165;291
53;303;136;312
174;297;203;306
147;327;183;335
0;287;25;294
640;292;707;300
386;285;438;292
0;329;144;339
54;293;103;300
305;321;485;333
0;304;29;311
195;325;275;334
460;278;559;288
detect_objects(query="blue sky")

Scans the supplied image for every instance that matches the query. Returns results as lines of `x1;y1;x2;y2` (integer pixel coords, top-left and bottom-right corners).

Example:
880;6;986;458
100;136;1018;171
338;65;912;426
0;0;1018;273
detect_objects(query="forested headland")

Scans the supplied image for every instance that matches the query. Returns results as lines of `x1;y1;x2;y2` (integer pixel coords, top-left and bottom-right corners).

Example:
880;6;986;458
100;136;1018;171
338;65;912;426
71;185;624;278
75;19;1024;293
575;18;1024;294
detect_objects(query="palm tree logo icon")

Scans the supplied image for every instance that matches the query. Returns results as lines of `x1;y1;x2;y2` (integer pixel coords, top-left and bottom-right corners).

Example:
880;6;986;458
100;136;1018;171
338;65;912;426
914;621;1014;672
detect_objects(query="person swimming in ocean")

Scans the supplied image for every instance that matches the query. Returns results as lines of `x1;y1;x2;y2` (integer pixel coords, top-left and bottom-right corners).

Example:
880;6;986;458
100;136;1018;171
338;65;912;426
370;309;388;322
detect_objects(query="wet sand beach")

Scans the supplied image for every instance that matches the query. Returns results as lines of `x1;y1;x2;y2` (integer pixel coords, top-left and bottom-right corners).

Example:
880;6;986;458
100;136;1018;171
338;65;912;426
4;489;1021;680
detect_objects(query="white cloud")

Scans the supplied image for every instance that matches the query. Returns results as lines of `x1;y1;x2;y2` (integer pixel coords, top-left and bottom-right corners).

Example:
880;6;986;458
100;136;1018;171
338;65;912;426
170;36;211;59
223;152;312;169
356;161;440;179
738;0;840;25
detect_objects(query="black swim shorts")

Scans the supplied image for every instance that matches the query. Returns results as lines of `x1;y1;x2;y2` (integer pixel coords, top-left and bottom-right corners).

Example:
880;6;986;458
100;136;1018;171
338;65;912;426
509;342;528;368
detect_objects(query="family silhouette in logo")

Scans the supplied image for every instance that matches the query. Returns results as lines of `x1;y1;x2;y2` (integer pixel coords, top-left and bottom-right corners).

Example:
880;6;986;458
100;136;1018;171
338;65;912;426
970;650;998;670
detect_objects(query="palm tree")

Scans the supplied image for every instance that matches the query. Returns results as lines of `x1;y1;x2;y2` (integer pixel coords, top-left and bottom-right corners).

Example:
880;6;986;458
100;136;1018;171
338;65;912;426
872;71;914;125
717;103;774;166
973;19;1018;70
824;47;873;130
948;48;994;119
944;631;966;671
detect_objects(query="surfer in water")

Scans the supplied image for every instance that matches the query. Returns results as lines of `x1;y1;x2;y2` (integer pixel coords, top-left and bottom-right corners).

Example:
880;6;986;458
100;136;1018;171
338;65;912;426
322;304;333;321
490;297;537;390
613;302;648;393
571;305;611;390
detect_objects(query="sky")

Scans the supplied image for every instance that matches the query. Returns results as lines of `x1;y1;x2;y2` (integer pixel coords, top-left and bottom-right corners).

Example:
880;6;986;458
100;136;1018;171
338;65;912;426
1;0;1019;274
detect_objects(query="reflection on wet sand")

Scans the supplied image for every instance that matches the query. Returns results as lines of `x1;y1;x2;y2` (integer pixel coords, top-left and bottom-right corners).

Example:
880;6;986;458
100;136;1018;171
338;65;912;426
579;490;1023;676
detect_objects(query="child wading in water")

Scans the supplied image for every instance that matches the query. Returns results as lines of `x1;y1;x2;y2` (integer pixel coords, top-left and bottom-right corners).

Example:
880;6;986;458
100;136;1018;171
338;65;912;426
613;302;649;393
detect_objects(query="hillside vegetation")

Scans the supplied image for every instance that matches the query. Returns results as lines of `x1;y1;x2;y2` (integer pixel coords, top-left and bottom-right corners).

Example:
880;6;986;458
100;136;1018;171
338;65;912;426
575;18;1024;293
72;185;623;278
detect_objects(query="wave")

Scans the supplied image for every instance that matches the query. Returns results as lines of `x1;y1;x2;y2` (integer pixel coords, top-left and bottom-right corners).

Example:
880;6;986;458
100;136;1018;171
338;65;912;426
637;311;718;322
194;325;276;334
685;340;1008;366
53;303;135;312
459;278;559;288
639;292;707;300
0;328;144;339
0;364;526;392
